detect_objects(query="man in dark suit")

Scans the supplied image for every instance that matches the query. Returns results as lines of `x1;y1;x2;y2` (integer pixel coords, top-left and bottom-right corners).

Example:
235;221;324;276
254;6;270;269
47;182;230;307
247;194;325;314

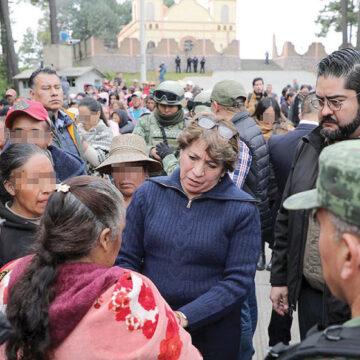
266;92;318;346
186;57;192;73
269;92;318;196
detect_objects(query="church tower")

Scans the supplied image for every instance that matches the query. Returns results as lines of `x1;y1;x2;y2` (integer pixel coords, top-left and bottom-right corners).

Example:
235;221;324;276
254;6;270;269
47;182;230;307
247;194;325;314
132;0;164;22
211;0;236;24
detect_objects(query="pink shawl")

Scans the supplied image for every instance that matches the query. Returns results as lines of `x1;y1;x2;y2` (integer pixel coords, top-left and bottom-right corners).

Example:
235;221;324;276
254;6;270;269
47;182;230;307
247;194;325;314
0;257;202;360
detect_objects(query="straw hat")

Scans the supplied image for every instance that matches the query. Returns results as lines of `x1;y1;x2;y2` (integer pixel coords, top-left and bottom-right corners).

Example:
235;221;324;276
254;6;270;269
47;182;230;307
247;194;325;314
96;134;162;174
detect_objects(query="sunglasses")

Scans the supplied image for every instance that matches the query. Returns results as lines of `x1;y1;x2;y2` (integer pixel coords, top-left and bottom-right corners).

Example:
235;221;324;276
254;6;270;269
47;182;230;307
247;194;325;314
198;117;235;139
187;100;211;111
153;90;184;104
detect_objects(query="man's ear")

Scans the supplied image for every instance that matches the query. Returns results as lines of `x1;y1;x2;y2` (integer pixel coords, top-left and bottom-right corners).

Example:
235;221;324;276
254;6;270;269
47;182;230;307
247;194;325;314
47;131;54;147
211;100;220;114
29;88;35;100
4;180;15;197
340;233;360;280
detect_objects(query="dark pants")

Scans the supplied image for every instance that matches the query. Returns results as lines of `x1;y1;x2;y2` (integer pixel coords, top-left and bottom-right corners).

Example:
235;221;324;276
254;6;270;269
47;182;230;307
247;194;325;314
298;277;323;340
190;306;242;360
200;64;205;73
238;283;257;360
268;310;293;346
186;64;192;72
176;64;181;73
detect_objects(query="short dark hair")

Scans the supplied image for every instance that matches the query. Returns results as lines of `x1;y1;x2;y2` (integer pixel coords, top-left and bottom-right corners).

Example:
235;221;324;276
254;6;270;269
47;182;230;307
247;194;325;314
317;48;360;104
252;77;264;86
29;67;59;90
300;84;312;91
301;93;318;116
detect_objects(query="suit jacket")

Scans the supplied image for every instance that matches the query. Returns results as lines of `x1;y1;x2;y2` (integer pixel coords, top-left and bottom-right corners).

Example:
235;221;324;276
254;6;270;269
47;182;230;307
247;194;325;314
268;122;317;196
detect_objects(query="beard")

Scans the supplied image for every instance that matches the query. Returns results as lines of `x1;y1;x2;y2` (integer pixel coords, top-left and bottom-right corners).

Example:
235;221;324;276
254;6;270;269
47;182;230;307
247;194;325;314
319;109;360;141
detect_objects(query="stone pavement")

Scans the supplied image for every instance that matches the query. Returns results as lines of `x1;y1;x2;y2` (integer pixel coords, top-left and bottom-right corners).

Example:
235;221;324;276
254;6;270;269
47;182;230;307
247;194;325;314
183;70;317;98
252;245;300;360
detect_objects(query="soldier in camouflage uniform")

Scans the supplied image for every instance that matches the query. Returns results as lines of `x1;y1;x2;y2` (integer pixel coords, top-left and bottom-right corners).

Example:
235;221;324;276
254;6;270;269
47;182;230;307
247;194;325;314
133;80;186;175
268;140;360;359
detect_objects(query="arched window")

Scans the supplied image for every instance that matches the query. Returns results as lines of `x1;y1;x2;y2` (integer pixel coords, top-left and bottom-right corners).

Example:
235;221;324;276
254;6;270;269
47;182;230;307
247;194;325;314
217;25;221;30
147;41;156;49
221;5;229;23
183;40;194;52
149;23;153;29
146;3;154;21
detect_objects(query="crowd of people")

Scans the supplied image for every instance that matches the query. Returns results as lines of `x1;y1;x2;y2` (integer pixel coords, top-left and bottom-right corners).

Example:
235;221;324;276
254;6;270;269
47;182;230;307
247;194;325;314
0;47;359;360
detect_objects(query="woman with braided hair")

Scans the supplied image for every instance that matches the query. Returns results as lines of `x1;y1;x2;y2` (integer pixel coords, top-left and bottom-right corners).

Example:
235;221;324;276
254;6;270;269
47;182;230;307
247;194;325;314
0;176;201;360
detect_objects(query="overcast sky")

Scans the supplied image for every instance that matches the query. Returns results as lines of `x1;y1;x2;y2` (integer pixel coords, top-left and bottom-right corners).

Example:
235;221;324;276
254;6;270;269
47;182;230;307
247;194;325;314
10;0;342;59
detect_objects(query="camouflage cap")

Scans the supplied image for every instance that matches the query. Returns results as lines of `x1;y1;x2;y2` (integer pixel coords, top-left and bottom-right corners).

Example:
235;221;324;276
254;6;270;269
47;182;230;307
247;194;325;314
283;140;360;227
210;80;247;107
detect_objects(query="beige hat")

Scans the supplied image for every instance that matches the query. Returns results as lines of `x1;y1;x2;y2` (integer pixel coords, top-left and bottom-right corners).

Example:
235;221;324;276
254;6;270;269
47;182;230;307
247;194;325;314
96;134;162;174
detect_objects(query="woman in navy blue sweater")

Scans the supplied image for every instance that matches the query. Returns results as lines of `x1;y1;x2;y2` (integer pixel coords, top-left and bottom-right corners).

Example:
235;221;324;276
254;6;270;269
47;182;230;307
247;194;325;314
118;114;261;359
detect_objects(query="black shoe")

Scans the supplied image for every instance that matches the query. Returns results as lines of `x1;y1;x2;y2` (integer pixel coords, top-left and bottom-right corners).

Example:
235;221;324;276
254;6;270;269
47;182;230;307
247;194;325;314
266;258;272;271
257;252;266;271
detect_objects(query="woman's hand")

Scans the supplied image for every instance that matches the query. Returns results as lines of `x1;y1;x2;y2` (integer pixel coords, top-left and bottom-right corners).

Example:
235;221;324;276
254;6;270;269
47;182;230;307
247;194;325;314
175;311;188;328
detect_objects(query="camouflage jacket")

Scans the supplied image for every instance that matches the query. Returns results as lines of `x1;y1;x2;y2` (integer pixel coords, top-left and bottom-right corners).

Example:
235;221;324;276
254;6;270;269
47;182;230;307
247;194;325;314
133;112;185;176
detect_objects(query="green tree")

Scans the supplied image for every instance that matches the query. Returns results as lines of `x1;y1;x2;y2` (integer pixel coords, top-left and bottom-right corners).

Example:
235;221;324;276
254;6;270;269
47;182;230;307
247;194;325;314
316;0;357;43
18;27;43;67
70;0;131;43
163;0;175;7
30;0;58;44
33;0;131;45
0;0;19;85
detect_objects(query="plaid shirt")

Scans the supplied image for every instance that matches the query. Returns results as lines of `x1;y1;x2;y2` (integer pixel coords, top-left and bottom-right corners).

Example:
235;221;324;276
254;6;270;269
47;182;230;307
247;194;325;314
229;140;252;189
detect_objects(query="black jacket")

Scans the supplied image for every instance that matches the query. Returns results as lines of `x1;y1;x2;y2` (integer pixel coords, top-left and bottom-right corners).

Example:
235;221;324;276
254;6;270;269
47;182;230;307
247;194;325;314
231;110;272;244
0;202;37;267
270;126;351;326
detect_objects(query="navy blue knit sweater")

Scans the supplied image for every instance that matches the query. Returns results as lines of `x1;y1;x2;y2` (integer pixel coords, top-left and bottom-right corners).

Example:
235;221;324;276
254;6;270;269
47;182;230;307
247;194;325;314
117;168;261;331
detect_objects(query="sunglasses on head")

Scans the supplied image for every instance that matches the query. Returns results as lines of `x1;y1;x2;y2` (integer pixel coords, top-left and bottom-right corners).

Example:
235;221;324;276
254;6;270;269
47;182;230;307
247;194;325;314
198;117;236;139
153;90;184;104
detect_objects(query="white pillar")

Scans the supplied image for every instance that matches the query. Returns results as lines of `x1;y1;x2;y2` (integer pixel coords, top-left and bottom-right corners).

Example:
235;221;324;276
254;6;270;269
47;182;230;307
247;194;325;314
140;0;147;82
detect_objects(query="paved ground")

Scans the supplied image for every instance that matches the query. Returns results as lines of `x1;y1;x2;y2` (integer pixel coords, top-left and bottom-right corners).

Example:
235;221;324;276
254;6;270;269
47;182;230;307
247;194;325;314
183;70;317;99
252;245;300;359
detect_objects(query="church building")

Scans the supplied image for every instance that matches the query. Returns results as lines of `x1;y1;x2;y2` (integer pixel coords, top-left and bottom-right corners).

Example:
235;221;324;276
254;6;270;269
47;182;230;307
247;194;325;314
117;0;237;55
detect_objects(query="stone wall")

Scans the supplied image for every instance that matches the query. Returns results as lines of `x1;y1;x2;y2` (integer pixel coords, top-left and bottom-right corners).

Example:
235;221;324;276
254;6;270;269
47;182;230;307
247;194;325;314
272;39;328;72
76;54;241;73
73;36;241;73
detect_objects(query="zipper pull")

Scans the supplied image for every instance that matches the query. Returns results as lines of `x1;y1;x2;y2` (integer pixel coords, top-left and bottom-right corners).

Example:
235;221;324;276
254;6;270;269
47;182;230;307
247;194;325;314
187;199;192;208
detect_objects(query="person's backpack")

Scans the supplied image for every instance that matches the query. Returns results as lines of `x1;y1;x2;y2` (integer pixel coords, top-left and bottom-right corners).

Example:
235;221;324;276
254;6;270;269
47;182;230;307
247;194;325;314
265;325;360;359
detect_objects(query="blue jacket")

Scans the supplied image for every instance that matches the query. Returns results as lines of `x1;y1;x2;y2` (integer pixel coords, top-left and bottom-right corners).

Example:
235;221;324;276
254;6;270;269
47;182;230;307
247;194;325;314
47;145;86;182
117;168;261;332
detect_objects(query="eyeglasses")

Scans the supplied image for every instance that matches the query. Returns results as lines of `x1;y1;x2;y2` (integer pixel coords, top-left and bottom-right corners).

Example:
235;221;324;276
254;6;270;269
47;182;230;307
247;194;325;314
198;117;236;139
311;92;360;112
153;90;184;104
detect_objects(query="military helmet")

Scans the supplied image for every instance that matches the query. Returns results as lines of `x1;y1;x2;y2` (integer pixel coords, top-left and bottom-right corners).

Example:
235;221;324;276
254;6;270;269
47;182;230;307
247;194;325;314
153;81;186;107
193;90;212;114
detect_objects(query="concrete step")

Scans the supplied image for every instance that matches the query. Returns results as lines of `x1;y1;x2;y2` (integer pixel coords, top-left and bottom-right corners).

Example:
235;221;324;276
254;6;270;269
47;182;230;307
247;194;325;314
241;59;283;71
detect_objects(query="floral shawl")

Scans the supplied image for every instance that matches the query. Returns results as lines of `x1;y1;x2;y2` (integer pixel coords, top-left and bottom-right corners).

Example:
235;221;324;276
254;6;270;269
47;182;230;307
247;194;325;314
0;258;202;360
